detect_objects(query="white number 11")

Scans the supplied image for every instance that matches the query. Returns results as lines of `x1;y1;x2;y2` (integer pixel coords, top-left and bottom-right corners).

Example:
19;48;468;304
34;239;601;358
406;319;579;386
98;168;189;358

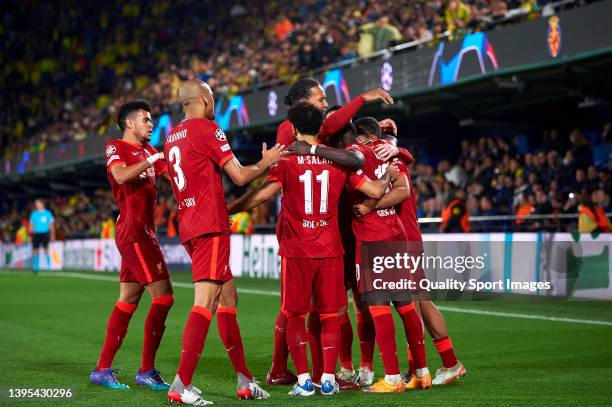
298;170;329;214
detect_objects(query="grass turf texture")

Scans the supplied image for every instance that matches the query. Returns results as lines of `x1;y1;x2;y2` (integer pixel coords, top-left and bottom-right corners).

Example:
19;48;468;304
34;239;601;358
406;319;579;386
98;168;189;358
0;269;611;406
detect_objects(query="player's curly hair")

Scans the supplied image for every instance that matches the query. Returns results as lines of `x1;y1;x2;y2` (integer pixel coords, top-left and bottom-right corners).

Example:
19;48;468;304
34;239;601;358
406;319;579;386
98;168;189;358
117;100;151;131
354;116;381;139
287;102;324;136
284;78;320;106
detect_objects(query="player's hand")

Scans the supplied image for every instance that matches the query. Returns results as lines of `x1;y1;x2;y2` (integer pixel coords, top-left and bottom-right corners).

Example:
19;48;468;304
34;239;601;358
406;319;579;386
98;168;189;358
375;143;399;162
353;199;377;217
261;143;287;166
378;118;397;136
287;140;311;156
360;88;394;104
158;152;165;160
385;164;400;181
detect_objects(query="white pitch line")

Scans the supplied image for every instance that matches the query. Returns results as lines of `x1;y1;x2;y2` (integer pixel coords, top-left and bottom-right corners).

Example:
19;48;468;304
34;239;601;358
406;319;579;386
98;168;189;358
2;270;612;327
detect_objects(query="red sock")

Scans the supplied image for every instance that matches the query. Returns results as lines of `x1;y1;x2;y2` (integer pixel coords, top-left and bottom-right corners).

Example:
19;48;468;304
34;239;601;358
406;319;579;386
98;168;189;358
96;300;137;370
407;346;416;375
141;295;173;372
434;336;458;368
369;306;400;375
339;313;354;370
356;310;375;370
177;306;212;386
320;313;340;377
217;306;253;379
270;311;289;375
286;313;309;375
307;312;323;382
396;304;427;369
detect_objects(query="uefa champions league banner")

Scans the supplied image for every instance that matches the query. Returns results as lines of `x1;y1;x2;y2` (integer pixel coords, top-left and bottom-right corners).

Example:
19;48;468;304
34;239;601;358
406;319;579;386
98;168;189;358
0;233;610;299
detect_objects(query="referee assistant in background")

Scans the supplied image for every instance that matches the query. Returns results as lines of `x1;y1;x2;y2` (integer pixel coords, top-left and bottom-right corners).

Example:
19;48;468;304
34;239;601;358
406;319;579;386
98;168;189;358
29;199;55;273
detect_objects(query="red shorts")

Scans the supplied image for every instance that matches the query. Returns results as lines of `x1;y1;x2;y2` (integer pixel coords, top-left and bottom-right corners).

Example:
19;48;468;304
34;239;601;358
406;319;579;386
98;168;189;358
184;232;233;283
118;239;169;285
281;256;345;314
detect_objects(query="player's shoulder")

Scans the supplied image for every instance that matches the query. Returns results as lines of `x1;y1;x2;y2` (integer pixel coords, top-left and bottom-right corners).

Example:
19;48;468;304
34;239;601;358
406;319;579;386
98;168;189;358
105;139;124;158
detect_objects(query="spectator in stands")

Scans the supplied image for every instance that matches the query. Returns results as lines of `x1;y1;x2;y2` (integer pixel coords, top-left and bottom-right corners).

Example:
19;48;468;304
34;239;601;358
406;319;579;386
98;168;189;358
445;0;472;37
360;16;403;54
578;193;610;234
440;188;470;233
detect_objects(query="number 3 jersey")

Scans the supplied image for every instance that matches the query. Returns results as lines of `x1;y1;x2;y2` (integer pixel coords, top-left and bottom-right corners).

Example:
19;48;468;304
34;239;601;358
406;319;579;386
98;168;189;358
267;152;367;259
105;139;167;246
163;118;234;244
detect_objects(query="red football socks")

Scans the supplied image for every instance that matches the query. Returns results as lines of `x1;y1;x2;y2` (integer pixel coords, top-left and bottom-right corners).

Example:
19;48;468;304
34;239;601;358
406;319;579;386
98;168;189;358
286;313;309;375
307;312;323;382
141;295;173;372
369;306;400;375
270;311;289;375
320;313;340;378
396;303;427;369
177;306;212;386
217;306;253;379
96;300;137;370
434;336;458;368
339;312;354;370
407;346;416;375
356;310;375;370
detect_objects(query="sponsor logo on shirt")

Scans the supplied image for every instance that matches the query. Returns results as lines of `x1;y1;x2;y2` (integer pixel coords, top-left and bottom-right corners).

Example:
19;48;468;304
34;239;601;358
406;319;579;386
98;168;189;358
303;219;328;229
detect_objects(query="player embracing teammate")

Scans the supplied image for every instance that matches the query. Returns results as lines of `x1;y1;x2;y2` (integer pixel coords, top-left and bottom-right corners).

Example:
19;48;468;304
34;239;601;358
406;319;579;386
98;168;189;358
229;102;396;396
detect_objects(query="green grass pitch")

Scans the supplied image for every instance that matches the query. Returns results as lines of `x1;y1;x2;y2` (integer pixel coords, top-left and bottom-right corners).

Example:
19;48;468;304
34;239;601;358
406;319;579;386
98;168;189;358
1;269;611;406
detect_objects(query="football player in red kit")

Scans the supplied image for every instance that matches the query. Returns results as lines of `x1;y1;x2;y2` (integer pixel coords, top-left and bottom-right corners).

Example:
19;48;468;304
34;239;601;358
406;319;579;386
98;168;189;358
354;130;466;387
163;80;285;405
91;101;174;392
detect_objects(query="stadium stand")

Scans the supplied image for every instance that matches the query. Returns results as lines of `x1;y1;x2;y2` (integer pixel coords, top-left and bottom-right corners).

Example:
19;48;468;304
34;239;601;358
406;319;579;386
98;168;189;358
0;0;580;160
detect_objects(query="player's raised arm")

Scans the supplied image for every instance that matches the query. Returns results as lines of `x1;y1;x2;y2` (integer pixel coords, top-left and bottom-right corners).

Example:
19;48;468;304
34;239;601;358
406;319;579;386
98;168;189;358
287;140;364;171
228;180;281;214
222;143;286;186
110;152;164;185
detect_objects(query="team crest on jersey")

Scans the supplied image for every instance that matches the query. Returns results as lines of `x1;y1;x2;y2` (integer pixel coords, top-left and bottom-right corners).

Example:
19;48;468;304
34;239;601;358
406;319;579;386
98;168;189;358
105;145;116;157
215;128;227;141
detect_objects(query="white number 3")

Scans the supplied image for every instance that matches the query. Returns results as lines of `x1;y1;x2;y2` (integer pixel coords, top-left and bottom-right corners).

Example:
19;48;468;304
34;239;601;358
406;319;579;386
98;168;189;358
168;146;186;191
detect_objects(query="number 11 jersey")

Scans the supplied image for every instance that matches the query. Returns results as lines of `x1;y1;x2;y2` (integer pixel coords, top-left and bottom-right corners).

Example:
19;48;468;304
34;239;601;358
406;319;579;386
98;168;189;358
267;152;366;259
163;117;234;244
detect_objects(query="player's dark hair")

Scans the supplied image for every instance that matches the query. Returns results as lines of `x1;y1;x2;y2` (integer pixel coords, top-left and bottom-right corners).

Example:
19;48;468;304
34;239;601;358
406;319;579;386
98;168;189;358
284;78;320;106
117;100;151;131
287;102;324;136
354;117;382;139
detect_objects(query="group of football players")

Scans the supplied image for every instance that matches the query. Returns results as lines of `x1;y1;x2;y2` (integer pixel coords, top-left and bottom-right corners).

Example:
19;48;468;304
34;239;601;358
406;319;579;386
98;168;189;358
90;78;465;405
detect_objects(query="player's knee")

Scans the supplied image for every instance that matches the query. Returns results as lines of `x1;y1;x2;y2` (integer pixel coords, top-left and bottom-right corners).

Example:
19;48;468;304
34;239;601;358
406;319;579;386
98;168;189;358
152;294;174;307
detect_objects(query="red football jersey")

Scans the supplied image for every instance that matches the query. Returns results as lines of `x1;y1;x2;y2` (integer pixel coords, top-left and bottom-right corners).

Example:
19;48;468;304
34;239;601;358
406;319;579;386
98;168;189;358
393;158;422;242
163;118;234;244
105;139;167;246
267;153;367;258
346;139;406;241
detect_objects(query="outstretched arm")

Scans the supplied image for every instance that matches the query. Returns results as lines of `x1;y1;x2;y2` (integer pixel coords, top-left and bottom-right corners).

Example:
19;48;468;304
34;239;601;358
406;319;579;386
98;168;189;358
223;143;286;186
228;180;282;214
288;141;364;171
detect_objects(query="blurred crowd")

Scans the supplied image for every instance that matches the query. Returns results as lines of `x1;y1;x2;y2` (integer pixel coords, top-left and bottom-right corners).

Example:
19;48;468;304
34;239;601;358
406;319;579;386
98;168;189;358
2;0;555;161
1;122;610;242
412;124;612;232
